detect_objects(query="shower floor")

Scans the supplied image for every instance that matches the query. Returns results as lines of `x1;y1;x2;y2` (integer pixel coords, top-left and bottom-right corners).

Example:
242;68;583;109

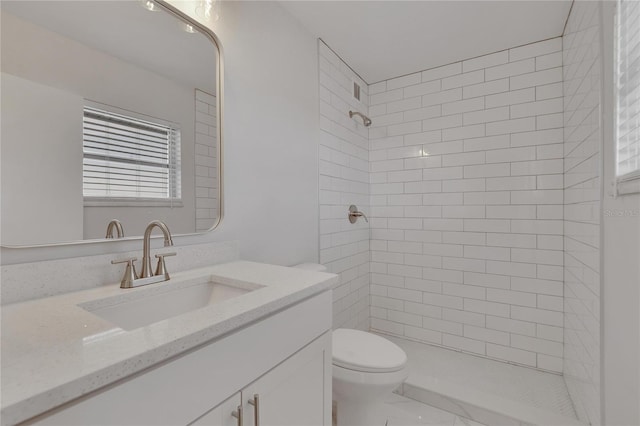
380;334;585;426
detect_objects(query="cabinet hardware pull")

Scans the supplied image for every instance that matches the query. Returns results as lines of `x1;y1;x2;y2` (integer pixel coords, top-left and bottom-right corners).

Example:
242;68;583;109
248;394;260;426
231;405;243;426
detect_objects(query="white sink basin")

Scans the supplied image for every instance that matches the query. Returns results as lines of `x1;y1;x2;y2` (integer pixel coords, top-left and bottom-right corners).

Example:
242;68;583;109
81;278;257;331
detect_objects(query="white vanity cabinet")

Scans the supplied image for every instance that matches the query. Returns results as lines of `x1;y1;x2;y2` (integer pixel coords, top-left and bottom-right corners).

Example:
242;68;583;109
23;291;332;426
192;332;329;426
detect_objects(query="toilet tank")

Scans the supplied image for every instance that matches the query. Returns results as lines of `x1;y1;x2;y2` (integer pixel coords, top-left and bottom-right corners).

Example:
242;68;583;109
293;263;328;272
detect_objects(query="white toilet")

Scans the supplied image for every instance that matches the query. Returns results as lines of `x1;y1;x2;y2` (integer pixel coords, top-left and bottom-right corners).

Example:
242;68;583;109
293;263;409;426
332;328;408;426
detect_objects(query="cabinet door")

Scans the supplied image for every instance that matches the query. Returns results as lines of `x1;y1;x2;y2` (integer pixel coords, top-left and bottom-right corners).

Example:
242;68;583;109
242;332;331;426
189;393;241;426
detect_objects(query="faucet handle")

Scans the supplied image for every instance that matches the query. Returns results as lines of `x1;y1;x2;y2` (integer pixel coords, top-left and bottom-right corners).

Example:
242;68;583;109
154;252;176;259
154;252;176;279
111;257;138;288
111;257;138;265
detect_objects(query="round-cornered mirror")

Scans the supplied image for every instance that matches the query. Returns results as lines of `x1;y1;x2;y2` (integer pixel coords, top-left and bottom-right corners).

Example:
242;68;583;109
0;0;223;247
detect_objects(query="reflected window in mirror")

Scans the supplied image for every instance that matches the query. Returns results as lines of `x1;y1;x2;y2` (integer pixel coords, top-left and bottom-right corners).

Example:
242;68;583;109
82;103;182;205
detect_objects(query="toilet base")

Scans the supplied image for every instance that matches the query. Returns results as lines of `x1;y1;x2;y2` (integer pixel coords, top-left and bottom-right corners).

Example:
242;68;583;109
333;365;407;426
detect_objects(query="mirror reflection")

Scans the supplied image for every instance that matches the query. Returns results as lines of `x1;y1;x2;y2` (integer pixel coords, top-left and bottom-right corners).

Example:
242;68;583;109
1;0;221;246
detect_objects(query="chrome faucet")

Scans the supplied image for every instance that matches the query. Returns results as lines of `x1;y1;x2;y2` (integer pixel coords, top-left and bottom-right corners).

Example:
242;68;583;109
141;220;174;278
111;220;176;288
105;219;125;239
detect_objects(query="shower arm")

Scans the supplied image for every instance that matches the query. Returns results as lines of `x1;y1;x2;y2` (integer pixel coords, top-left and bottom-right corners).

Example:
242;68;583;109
349;110;372;127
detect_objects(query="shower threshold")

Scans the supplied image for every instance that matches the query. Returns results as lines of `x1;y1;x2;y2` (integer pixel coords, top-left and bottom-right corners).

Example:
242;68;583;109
378;333;586;426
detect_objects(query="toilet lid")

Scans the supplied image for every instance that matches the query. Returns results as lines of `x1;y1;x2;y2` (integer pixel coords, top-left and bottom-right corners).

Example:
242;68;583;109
332;329;407;373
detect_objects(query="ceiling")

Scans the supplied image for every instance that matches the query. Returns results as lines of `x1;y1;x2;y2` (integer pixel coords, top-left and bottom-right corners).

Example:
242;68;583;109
281;1;573;84
1;1;217;93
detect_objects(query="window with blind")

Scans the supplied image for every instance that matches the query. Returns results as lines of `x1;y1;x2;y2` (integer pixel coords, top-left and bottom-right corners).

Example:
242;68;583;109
615;0;640;194
82;104;181;204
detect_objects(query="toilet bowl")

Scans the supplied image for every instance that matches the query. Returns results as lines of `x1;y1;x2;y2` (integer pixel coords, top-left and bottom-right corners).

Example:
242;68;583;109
332;329;408;426
291;265;409;425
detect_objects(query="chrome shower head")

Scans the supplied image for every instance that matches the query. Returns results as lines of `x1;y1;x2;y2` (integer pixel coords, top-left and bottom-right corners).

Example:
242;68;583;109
349;110;372;127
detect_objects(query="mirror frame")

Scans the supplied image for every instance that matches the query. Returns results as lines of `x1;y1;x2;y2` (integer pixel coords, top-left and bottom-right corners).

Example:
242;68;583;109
0;0;224;249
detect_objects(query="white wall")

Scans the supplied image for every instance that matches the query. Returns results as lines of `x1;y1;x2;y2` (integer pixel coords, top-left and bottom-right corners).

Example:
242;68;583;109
203;1;319;266
562;2;602;424
367;39;566;373
1;0;320;267
601;2;640;425
318;41;370;330
1;74;84;245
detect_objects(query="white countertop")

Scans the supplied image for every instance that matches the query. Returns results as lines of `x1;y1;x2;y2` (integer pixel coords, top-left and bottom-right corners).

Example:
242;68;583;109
1;261;337;425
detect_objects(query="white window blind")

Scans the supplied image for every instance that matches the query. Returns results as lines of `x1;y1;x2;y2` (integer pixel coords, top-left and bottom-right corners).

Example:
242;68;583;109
616;0;640;187
83;105;181;202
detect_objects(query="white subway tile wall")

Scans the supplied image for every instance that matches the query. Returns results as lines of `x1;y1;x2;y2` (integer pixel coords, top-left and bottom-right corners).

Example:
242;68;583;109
563;2;601;424
194;89;218;232
368;38;565;373
319;41;370;330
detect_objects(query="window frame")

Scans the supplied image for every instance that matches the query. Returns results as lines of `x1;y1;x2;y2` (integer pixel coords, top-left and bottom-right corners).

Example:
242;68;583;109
82;101;183;207
613;0;640;195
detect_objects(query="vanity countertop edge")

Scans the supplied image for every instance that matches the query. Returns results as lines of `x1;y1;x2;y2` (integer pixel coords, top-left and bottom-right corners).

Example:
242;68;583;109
0;260;338;425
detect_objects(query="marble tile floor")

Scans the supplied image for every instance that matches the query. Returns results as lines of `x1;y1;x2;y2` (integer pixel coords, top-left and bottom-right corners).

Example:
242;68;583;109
384;393;487;426
378;334;584;425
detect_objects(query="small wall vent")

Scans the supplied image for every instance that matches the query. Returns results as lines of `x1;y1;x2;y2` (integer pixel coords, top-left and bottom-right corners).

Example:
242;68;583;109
353;82;361;101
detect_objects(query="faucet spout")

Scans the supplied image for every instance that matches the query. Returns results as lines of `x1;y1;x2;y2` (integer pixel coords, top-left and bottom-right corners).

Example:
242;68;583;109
140;220;173;278
105;219;124;239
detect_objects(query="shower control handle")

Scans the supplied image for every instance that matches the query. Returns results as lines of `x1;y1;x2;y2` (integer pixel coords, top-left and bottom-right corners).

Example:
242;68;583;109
348;205;368;224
